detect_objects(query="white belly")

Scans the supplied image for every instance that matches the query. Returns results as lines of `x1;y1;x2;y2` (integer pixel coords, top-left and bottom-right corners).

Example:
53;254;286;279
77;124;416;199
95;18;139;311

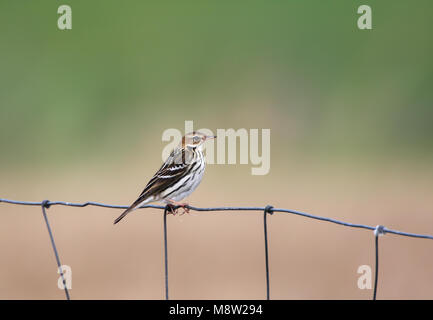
160;159;206;203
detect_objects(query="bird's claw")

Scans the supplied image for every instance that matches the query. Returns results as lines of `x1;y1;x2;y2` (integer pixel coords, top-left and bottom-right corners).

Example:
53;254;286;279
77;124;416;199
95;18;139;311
166;204;177;215
166;201;190;215
179;205;190;215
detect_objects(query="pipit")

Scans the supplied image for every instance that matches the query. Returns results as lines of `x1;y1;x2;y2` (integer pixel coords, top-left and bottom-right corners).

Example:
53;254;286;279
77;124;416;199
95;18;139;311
114;132;215;224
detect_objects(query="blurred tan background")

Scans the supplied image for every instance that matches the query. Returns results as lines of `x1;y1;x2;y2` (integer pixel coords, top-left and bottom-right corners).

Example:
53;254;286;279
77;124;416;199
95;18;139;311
0;1;432;299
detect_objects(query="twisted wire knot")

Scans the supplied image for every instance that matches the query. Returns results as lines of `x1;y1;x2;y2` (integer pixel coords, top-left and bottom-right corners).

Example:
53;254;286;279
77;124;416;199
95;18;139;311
41;200;51;209
374;225;386;237
264;205;274;215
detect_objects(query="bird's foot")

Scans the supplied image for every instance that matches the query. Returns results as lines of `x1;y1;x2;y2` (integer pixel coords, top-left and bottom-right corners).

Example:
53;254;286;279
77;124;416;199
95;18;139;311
167;200;190;215
165;204;177;215
178;203;190;215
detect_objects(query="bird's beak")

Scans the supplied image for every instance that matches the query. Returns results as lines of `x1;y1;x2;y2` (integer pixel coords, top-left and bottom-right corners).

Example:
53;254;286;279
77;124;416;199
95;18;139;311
206;135;217;140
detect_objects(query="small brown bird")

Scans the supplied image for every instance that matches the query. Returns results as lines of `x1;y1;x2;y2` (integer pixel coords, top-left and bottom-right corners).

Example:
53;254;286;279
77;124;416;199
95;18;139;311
114;131;216;224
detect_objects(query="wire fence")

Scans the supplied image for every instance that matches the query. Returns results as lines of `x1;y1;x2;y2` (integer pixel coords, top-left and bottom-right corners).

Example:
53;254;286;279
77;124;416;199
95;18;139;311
1;197;433;300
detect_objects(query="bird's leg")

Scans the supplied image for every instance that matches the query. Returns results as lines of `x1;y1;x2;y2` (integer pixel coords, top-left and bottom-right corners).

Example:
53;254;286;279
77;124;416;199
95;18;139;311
165;203;177;215
166;199;190;215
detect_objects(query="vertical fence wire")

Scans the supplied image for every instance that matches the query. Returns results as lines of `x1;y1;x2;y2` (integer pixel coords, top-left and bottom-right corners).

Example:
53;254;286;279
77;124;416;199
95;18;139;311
373;225;385;300
163;206;170;300
41;200;70;300
263;205;274;300
373;232;379;300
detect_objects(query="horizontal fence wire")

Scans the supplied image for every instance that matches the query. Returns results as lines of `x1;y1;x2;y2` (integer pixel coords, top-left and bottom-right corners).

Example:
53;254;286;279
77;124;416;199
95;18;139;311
1;197;433;300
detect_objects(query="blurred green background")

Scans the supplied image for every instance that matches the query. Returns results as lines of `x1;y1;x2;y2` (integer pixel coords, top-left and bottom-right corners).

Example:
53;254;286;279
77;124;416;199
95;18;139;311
1;1;432;167
0;1;432;300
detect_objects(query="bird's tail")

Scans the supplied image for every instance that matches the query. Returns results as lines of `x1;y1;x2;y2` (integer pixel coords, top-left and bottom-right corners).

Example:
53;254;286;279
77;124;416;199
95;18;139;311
114;197;148;224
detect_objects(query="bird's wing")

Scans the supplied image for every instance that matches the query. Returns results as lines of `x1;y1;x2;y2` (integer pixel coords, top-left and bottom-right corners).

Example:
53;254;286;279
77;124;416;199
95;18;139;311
114;148;194;224
114;146;200;224
137;147;194;199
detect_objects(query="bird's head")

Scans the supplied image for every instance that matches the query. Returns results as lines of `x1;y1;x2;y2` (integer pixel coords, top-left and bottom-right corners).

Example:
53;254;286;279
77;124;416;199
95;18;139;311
182;131;216;150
